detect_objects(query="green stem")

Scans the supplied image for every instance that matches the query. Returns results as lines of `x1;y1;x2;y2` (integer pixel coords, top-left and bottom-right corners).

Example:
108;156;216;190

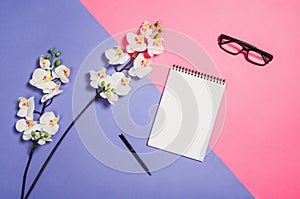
24;94;99;199
21;141;37;199
50;51;55;67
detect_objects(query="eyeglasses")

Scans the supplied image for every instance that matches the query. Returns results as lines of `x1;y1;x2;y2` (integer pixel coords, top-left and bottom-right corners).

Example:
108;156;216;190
218;34;273;66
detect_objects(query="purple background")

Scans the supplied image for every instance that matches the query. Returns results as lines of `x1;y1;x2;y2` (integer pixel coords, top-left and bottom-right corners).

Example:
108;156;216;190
0;0;253;198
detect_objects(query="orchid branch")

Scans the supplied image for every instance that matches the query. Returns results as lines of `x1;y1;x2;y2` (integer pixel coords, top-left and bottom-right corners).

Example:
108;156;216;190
16;48;71;199
22;20;164;198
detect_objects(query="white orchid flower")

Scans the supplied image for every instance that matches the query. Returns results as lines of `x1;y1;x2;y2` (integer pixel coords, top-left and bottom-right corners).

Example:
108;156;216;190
100;91;119;105
126;32;147;53
41;82;63;103
39;56;52;70
89;68;110;89
105;47;130;65
128;54;152;78
17;97;35;120
140;21;153;39
96;72;131;104
15;119;41;141
110;72;131;96
39;112;59;135
147;37;164;57
53;65;70;83
29;68;53;90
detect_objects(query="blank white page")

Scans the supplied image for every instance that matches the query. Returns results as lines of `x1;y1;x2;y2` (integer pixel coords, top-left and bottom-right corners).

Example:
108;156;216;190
147;66;226;161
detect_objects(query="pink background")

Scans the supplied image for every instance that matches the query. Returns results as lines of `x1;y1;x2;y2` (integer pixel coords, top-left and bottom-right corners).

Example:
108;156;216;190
80;0;300;198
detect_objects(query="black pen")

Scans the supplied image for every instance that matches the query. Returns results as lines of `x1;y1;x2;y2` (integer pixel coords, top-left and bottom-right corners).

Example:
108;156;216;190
118;134;151;176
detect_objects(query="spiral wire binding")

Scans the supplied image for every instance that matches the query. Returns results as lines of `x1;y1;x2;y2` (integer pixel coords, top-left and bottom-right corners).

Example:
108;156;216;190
172;64;226;85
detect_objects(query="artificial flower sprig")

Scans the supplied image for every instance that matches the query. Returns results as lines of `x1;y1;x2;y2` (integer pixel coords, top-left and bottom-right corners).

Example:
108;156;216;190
90;20;164;104
15;48;70;199
16;48;70;146
23;20;164;199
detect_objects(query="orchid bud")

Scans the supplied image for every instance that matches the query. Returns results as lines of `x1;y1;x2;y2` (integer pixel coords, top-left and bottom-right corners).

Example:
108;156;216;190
55;52;61;57
54;60;61;67
155;34;161;39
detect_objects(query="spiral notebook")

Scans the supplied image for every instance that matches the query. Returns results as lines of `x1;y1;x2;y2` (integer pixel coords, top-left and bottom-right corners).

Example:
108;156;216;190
147;65;226;161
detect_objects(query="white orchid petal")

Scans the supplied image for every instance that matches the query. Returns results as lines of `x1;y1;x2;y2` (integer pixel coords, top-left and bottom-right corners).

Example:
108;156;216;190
100;92;107;99
42;124;59;135
41;89;63;103
105;49;117;61
135;67;152;78
126;45;134;53
133;43;147;52
60;76;69;83
128;68;136;77
38;81;57;92
111;93;119;102
22;133;32;141
126;32;136;43
118;53;130;64
26;112;34;121
110;72;124;88
40;112;56;124
133;54;144;67
16;119;27;132
108;93;118;105
38;139;46;145
90;80;99;89
26;97;35;120
115;84;131;96
17;109;27;118
148;46;164;57
89;71;98;81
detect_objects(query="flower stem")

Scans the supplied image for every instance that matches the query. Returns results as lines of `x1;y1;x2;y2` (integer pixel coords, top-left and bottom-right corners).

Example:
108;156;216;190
24;94;99;199
40;102;47;116
21;141;37;199
119;52;140;72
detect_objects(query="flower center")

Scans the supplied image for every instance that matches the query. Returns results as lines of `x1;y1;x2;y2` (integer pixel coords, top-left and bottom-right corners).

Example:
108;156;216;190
26;120;33;127
141;59;150;67
97;70;106;79
63;68;70;77
153;38;162;47
115;48;123;56
121;78;129;86
51;84;60;91
19;98;28;108
42;61;47;67
49;117;58;125
135;35;145;44
42;75;52;81
142;23;149;31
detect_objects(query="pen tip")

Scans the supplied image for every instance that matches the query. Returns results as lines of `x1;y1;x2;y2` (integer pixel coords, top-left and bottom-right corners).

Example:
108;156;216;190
147;172;151;176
